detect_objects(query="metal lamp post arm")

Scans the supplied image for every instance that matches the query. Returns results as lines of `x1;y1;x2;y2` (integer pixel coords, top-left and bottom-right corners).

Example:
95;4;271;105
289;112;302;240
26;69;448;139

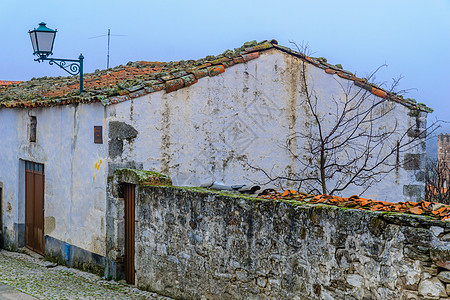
35;54;84;93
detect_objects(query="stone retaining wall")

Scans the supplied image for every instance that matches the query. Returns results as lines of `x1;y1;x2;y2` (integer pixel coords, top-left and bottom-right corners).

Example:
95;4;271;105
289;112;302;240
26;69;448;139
108;181;450;299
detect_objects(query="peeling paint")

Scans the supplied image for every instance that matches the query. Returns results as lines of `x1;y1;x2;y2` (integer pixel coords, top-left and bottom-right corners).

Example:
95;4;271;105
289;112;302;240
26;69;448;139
44;216;56;234
285;54;301;188
107;50;426;202
1;103;108;255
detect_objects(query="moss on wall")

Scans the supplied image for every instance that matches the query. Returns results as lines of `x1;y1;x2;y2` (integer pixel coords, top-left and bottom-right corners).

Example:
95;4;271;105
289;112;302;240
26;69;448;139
113;168;172;186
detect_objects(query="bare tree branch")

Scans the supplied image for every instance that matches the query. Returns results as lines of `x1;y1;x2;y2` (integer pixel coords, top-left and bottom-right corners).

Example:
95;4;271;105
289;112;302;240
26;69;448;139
250;41;442;196
426;155;450;203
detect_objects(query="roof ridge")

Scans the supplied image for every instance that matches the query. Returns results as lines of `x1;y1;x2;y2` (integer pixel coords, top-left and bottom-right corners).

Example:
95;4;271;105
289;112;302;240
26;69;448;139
267;43;432;113
0;40;432;113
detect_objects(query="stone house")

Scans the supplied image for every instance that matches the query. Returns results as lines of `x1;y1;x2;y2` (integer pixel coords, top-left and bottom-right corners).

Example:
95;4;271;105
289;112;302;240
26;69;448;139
0;40;430;273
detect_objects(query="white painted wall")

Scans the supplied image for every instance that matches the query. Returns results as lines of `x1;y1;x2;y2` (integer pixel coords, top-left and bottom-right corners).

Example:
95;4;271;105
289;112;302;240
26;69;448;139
0;48;426;256
109;49;425;201
0;109;22;245
0;103;107;254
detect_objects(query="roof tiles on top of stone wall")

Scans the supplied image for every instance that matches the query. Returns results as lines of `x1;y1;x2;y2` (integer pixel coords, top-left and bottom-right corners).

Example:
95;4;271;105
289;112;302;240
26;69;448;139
0;40;432;113
0;80;23;86
263;189;450;221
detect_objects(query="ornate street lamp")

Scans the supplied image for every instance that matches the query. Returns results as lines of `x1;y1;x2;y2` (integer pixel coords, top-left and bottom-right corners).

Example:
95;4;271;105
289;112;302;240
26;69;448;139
29;22;84;93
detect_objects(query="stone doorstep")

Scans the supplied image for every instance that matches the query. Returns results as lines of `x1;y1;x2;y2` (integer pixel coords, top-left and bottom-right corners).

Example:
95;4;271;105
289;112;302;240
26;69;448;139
0;283;37;300
17;248;44;260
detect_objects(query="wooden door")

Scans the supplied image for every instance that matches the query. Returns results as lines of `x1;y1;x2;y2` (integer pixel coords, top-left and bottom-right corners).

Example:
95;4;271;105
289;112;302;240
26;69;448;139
25;161;45;255
124;183;135;284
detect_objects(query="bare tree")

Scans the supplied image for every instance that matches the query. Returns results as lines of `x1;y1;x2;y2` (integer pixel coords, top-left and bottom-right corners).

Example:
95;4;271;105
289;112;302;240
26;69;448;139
250;42;439;196
426;157;450;203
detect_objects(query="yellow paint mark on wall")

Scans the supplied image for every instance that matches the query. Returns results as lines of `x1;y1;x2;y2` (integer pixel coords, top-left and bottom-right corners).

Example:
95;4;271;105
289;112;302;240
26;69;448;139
93;159;103;184
94;159;103;172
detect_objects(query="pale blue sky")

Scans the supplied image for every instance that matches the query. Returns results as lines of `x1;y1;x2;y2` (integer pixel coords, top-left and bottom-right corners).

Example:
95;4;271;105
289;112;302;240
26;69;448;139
0;0;449;137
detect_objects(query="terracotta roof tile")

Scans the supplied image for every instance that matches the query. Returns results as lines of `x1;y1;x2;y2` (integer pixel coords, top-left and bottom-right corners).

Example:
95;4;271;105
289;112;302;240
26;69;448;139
261;189;450;221
0;80;22;86
0;40;432;113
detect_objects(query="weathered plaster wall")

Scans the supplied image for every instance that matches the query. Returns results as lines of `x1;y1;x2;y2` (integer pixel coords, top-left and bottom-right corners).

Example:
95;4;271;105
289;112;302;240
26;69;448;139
303;62;427;201
0;109;22;249
109;49;425;202
0;103;108;257
110;183;450;300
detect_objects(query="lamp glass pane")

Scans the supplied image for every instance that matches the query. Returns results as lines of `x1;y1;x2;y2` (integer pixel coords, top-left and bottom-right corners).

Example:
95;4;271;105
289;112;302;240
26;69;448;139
35;31;55;53
29;32;38;53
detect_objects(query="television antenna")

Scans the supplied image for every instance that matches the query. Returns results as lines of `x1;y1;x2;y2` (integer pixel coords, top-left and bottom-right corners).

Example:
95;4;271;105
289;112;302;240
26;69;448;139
89;29;126;69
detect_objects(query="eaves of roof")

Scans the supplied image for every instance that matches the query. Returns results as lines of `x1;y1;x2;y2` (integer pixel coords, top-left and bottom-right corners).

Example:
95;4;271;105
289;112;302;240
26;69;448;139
0;40;432;113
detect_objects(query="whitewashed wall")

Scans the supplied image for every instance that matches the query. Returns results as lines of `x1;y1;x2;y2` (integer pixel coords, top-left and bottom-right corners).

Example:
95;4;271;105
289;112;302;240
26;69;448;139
109;49;425;201
0;48;426;256
0;104;107;255
0;109;22;248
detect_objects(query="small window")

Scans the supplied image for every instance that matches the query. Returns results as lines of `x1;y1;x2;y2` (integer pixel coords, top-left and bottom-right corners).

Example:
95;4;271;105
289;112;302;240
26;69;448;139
30;116;37;142
25;161;44;174
34;163;42;172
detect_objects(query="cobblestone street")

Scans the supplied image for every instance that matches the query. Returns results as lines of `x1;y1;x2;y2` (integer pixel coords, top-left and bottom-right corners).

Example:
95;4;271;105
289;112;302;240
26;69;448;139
0;250;173;300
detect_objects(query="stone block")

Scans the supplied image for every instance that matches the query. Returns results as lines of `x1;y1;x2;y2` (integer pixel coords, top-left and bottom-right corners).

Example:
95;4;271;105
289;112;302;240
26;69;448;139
439;272;450;283
441;233;450;242
404;245;431;262
367;216;388;237
402;272;420;291
403;154;423;170
418;277;447;298
403;185;424;199
108;121;138;140
256;276;268;288
423;266;439;276
415;171;426;182
431;248;450;270
430;226;444;237
236;269;249;282
347;274;363;288
407;128;423;138
402;290;420;300
401;227;432;247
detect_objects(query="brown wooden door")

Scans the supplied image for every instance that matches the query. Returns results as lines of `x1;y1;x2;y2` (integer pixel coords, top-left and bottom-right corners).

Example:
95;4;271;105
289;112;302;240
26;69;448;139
25;161;45;255
124;183;135;284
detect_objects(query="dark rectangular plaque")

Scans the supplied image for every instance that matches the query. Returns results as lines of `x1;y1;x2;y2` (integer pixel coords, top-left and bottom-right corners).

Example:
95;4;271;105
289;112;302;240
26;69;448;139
30;116;37;142
94;126;103;144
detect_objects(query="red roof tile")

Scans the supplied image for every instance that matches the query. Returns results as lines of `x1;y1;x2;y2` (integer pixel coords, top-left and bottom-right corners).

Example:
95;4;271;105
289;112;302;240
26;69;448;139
0;80;22;86
261;189;450;221
0;40;432;113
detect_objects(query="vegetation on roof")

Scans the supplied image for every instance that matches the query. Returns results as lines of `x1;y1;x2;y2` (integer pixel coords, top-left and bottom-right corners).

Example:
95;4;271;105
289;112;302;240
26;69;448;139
0;39;432;113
